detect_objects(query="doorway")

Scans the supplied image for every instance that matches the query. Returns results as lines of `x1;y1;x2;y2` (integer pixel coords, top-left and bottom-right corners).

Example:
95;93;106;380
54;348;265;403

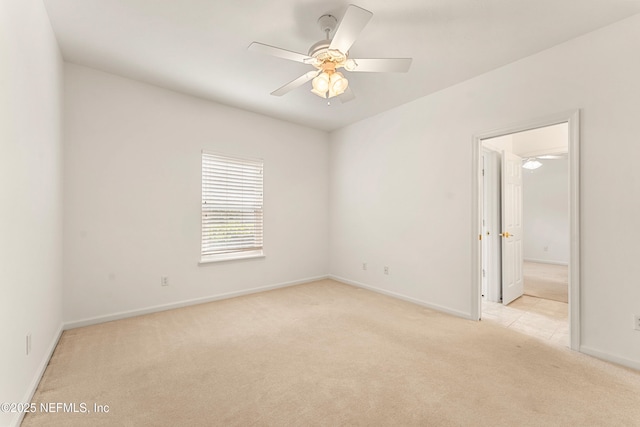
471;111;580;350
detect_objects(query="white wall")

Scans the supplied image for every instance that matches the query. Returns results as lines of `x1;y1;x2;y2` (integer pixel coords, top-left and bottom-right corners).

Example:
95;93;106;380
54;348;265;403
63;64;329;325
330;14;640;367
0;1;64;426
523;159;569;264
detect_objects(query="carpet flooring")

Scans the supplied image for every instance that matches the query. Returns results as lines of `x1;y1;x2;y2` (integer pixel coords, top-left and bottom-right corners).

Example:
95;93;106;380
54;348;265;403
523;261;569;303
23;279;640;426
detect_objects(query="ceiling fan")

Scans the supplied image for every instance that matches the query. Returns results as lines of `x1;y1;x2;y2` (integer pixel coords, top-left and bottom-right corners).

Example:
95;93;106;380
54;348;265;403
248;4;412;102
522;153;567;170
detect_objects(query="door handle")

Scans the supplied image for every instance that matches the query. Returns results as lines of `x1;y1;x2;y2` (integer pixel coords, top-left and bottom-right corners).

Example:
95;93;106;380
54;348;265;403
499;232;511;238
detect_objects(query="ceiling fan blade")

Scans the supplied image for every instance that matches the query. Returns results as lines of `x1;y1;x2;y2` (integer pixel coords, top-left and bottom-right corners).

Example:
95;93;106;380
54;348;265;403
329;5;373;54
338;86;355;103
349;58;413;73
248;42;312;63
271;70;320;96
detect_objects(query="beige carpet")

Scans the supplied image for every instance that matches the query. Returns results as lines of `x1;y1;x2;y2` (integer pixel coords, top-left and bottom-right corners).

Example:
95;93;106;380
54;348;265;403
524;261;569;303
23;279;640;426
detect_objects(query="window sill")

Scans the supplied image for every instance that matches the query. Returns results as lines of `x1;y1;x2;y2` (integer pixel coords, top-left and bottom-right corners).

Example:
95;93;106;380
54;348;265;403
199;250;265;265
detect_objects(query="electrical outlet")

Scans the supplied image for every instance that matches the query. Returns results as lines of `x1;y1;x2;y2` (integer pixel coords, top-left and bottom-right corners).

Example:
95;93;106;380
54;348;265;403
362;262;367;271
384;266;389;275
26;333;31;356
634;314;640;331
161;276;169;286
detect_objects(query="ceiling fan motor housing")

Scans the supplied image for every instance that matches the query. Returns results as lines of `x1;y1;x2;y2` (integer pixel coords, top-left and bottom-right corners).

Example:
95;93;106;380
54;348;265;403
308;39;331;57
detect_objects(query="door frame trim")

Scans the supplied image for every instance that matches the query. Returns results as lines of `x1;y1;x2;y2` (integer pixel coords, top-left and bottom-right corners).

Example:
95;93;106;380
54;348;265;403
471;110;580;350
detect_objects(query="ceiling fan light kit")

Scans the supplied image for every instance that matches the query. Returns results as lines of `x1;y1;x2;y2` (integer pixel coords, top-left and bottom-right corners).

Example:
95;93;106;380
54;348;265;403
248;4;413;102
311;72;330;96
310;60;349;98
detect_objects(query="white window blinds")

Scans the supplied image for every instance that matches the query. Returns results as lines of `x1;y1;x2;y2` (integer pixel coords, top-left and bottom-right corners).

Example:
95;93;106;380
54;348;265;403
201;151;264;261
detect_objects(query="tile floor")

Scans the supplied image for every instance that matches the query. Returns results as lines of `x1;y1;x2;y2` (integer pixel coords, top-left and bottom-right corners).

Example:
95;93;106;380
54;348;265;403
482;295;569;347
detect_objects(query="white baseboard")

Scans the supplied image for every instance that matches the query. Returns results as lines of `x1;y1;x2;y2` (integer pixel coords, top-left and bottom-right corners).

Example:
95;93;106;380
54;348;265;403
524;258;569;266
329;275;473;320
64;275;329;330
580;345;640;371
10;323;64;427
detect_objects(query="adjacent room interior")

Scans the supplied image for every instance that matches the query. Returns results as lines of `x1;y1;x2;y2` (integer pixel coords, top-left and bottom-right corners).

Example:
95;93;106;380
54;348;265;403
3;1;640;426
480;123;570;347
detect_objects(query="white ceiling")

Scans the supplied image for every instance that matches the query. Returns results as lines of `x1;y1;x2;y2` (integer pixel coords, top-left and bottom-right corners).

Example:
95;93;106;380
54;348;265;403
42;0;640;132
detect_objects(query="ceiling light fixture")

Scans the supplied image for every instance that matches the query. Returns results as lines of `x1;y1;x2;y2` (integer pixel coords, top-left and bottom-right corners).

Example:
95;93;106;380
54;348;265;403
522;158;543;170
310;62;349;98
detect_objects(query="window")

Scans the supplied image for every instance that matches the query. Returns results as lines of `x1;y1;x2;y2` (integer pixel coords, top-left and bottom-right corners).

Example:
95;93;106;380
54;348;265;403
201;151;264;263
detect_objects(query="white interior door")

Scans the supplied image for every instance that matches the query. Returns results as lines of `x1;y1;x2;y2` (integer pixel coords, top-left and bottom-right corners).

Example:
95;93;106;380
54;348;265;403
501;150;524;305
482;149;502;303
